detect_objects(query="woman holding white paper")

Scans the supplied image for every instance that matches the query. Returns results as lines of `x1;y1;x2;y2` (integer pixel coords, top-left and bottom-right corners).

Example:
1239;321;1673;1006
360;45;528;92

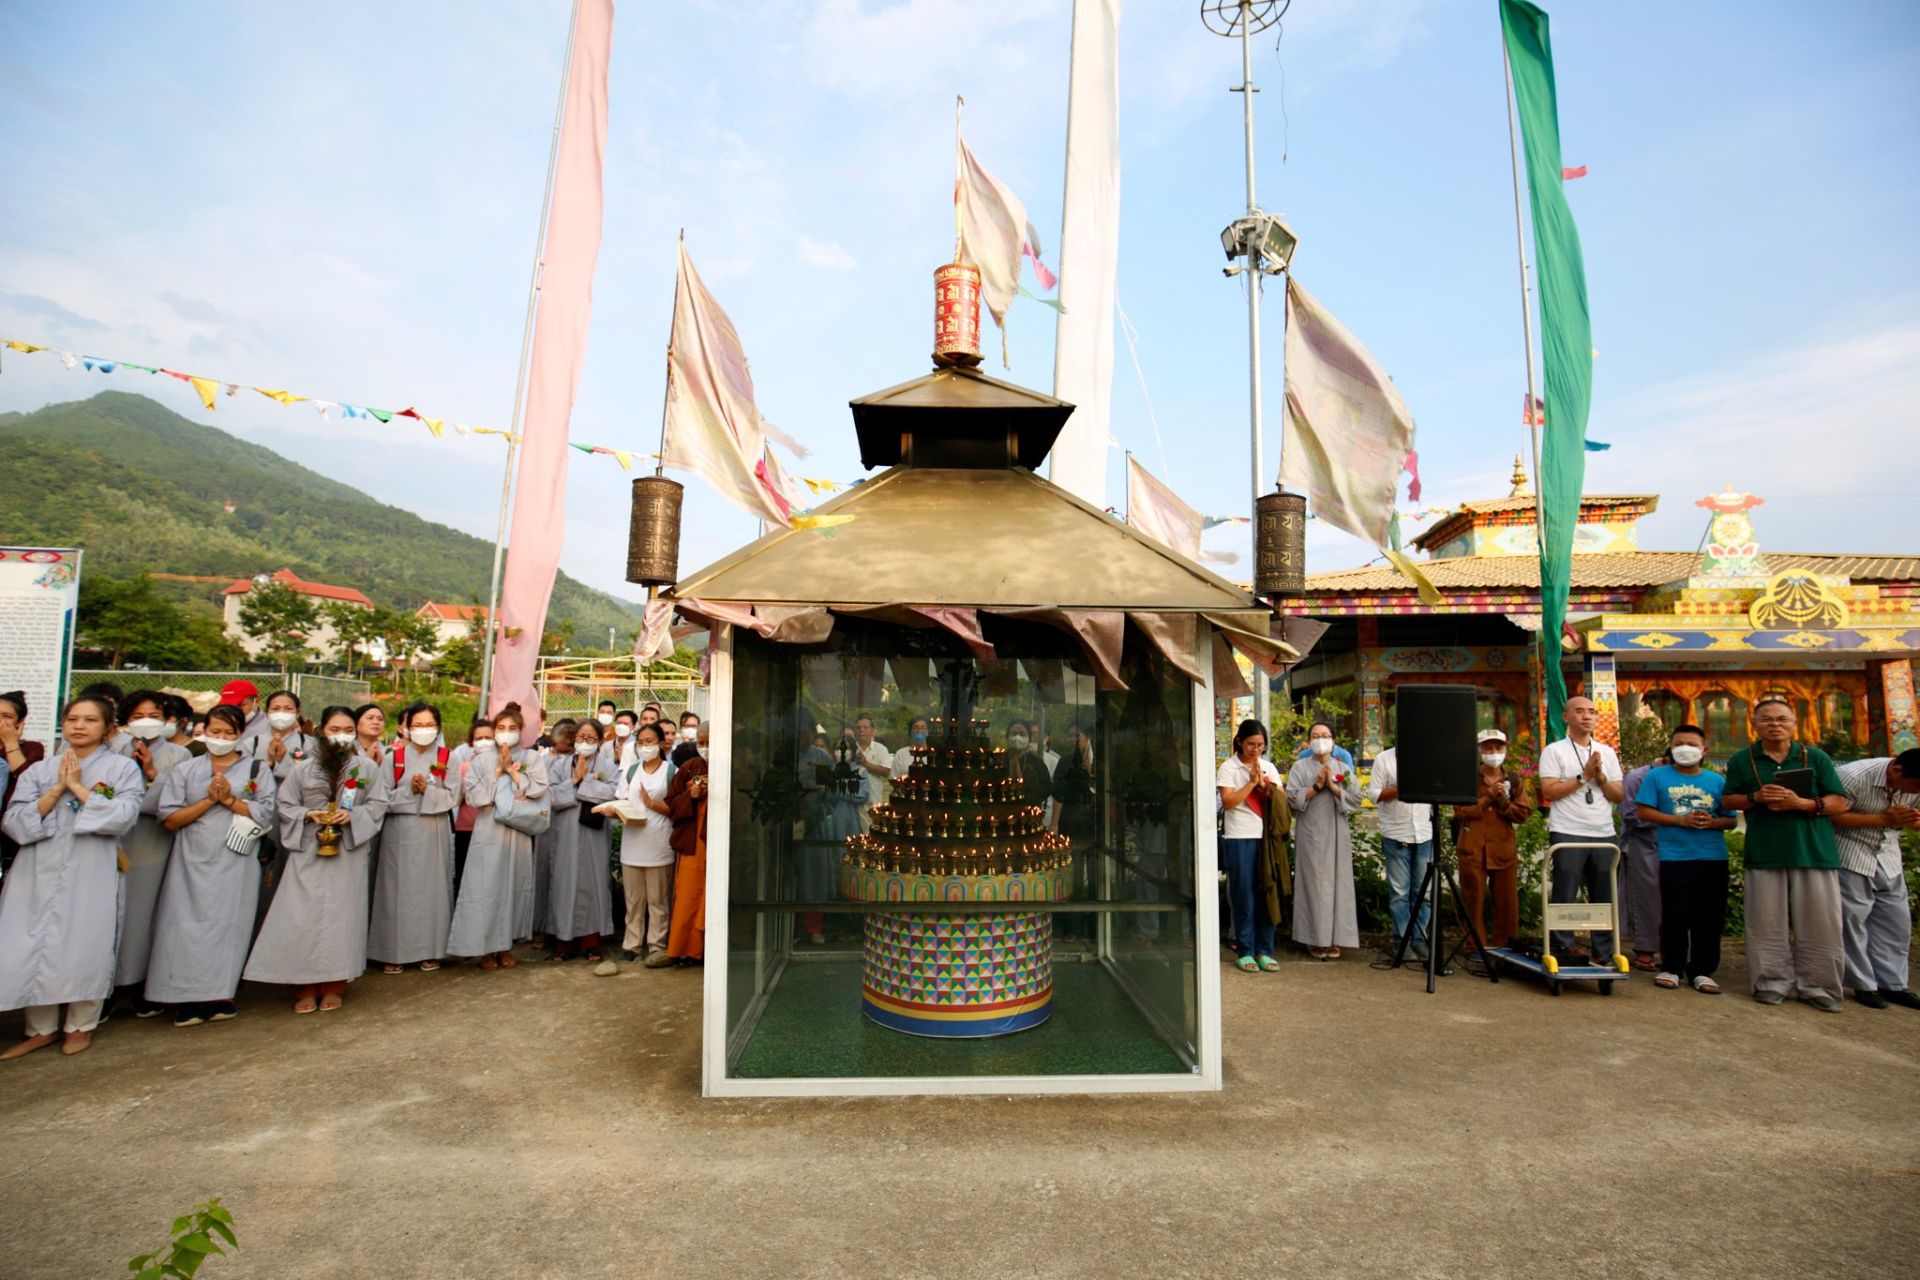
144;704;277;1025
612;721;674;966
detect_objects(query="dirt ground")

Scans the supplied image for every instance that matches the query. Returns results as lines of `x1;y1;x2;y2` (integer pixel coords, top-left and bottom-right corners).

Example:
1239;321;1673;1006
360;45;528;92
3;943;1918;1280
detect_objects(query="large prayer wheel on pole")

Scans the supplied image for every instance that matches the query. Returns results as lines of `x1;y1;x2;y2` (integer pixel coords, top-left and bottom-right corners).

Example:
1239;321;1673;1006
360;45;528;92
626;475;684;586
1254;487;1306;598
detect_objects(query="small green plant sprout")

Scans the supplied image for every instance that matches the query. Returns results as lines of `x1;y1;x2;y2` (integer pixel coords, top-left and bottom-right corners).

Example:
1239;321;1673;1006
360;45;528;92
127;1198;237;1279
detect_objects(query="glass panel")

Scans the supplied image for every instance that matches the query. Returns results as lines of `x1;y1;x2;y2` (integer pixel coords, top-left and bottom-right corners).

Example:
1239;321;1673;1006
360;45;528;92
1698;691;1750;760
722;615;1200;1080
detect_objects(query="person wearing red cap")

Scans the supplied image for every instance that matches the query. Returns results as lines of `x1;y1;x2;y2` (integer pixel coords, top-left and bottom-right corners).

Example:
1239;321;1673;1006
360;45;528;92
218;681;263;738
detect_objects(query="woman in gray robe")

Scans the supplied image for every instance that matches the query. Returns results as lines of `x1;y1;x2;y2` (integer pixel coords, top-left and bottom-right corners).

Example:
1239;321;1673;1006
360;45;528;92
1286;724;1362;958
369;702;456;973
531;728;580;947
549;720;615;959
244;707;390;1014
248;689;316;932
0;693;144;1058
447;703;549;968
144;705;277;1024
115;690;194;1003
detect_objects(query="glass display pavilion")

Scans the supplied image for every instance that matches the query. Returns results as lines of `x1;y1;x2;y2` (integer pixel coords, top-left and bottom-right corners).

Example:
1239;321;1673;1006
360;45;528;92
668;360;1294;1097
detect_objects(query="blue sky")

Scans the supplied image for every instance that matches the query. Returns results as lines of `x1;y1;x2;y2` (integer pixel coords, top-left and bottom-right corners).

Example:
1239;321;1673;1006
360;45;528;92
2;0;1916;604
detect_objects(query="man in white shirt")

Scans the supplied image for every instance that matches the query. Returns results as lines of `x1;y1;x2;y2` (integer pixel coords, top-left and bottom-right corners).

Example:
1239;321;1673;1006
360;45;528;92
1537;695;1626;963
851;713;892;831
1831;752;1920;1010
1367;743;1436;959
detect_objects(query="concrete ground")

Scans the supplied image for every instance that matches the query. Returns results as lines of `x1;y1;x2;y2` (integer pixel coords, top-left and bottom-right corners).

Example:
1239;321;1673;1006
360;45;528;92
3;943;1918;1279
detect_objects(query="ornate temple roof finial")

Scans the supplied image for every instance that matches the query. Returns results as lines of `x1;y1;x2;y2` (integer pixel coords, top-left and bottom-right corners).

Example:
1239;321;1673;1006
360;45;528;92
1509;453;1532;498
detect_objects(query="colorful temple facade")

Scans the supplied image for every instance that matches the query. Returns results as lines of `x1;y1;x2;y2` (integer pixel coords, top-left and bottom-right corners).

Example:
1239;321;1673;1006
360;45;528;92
1279;462;1920;764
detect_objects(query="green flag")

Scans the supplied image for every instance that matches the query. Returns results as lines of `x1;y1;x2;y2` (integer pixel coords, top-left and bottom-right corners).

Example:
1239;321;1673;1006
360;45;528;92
1501;0;1591;742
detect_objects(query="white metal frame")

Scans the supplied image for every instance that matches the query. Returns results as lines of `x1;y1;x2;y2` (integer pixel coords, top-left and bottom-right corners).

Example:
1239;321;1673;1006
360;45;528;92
701;620;1225;1097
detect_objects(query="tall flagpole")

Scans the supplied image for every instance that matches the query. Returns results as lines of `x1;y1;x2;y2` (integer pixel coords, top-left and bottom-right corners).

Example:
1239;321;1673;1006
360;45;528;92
1504;44;1546;544
479;0;584;712
1235;0;1271;729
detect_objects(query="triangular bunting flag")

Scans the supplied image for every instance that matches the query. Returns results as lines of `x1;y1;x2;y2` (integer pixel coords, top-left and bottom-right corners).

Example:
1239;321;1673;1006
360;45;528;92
188;377;220;411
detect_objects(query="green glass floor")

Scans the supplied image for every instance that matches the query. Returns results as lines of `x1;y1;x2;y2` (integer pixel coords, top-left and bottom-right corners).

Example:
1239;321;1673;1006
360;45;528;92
731;959;1193;1079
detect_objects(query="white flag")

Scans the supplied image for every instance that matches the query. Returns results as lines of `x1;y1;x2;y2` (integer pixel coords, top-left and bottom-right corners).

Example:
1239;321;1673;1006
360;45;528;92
956;136;1028;336
1280;278;1437;603
1125;456;1203;562
659;241;791;527
634;598;674;664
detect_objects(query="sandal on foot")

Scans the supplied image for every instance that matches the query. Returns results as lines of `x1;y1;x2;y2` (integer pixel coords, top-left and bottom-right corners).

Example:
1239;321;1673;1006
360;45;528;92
419;960;441;972
1326;947;1342;960
478;956;499;971
498;953;518;969
293;997;319;1015
1692;975;1721;995
318;994;343;1012
1633;953;1660;972
1654;971;1681;989
382;964;404;975
1308;948;1330;960
1258;955;1281;972
1235;956;1258;972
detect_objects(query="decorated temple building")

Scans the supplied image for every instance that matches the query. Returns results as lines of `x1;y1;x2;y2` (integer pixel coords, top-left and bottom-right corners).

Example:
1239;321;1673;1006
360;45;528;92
1279;459;1920;764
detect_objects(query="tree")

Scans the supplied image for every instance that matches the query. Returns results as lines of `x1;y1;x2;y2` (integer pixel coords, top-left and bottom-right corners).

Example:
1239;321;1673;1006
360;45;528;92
380;611;441;690
236;579;320;677
76;572;245;670
325;602;381;676
437;629;483;686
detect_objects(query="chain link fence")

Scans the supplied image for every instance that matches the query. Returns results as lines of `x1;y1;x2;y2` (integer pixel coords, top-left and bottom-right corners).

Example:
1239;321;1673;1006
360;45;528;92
69;670;371;709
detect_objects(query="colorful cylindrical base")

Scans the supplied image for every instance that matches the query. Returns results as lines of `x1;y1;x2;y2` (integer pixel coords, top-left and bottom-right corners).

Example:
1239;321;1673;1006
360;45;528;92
859;910;1053;1038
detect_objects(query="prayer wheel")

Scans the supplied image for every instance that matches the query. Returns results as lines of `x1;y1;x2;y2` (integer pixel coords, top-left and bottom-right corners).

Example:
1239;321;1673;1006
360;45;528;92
1254;487;1307;598
626;475;684;587
932;262;984;368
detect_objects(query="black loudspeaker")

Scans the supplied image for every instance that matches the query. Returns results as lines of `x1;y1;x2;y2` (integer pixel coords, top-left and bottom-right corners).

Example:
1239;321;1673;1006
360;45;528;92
1392;684;1481;804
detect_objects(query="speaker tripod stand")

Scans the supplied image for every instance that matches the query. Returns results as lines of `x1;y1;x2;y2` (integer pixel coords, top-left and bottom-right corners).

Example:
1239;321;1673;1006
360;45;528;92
1382;804;1496;994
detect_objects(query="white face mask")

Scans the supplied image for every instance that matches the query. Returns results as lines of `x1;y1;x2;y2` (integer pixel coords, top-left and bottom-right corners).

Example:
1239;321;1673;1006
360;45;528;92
202;735;241;756
697;747;709;760
127;718;167;741
680;726;698;742
1008;735;1029;751
474;738;497;752
494;731;521;750
596;713;615;726
163;721;180;739
326;732;357;748
268;711;299;731
574;741;598;756
409;727;439;747
614;723;633;739
1310;738;1334;756
1481;751;1507;768
1670;745;1705;767
638;744;660;762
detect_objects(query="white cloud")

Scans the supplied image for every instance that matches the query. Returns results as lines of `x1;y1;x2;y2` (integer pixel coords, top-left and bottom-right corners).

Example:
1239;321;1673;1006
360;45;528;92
797;235;858;271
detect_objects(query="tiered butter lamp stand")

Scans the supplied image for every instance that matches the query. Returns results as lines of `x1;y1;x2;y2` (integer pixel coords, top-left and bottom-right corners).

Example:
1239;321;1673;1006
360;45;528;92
843;695;1072;1037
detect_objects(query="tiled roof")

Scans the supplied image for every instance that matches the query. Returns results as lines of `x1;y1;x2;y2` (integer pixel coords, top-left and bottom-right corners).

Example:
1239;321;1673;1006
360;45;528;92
1300;552;1920;596
223;568;373;607
417;602;488;621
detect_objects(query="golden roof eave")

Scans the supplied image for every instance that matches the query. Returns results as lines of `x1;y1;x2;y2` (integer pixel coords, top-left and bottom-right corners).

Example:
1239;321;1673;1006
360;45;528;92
669;466;1261;612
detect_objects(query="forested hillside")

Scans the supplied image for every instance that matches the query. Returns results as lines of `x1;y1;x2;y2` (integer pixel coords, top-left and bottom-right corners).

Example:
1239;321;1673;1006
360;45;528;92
0;392;640;642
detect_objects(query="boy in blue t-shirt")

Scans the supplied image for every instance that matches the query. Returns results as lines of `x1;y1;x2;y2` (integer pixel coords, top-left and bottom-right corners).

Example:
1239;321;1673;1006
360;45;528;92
1633;723;1737;993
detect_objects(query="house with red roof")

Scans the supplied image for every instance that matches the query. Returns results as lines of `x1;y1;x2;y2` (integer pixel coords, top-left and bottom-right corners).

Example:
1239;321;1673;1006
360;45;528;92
416;601;490;648
222;568;375;661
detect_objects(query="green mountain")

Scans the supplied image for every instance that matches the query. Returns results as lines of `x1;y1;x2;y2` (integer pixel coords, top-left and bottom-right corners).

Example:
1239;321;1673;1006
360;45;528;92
0;391;642;642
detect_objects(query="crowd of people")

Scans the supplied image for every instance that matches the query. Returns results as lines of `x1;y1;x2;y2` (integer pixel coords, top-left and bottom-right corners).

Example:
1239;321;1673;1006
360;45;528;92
0;681;714;1060
1216;694;1920;1013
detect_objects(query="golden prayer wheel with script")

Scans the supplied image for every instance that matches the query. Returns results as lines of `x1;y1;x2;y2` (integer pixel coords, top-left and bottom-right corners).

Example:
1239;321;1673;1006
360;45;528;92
932;262;984;368
626;475;684;586
1254;487;1307;598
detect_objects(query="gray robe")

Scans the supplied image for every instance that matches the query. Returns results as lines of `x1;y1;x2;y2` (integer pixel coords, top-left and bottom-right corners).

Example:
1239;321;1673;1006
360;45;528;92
446;747;548;956
243;754;389;986
367;743;456;965
549;748;615;940
144;754;277;1003
531;752;571;936
0;750;145;1010
247;730;317;930
115;739;194;986
1286;756;1362;949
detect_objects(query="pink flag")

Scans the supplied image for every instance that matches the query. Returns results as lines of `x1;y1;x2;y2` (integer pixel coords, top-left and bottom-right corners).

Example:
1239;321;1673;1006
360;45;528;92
1561;164;1588;180
1403;449;1422;503
1522;393;1545;426
490;0;614;717
658;242;791;526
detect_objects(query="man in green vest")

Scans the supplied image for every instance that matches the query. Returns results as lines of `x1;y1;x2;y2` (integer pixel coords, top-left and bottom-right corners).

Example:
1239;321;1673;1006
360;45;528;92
1722;696;1852;1011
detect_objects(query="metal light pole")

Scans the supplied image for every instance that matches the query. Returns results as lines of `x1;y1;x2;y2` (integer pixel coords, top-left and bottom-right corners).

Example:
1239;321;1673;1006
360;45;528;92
1203;0;1296;729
